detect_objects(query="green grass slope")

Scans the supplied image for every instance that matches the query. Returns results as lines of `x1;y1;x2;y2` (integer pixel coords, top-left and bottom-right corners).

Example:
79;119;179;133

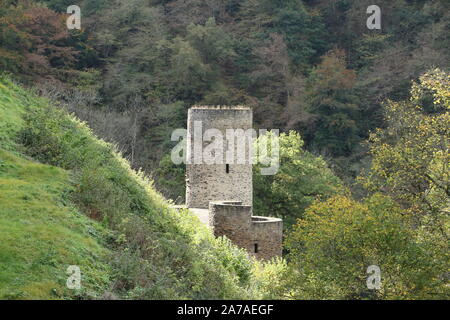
0;75;262;299
0;80;26;151
0;150;111;299
0;78;111;299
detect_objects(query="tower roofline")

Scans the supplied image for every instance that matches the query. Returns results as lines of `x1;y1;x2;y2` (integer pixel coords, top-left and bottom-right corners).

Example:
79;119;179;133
190;105;251;110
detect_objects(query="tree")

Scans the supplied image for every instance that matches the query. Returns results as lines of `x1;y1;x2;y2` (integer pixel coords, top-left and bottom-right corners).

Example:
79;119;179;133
362;69;449;232
253;131;343;228
249;33;292;125
38;0;75;12
0;0;80;81
186;17;236;66
270;0;328;69
285;194;449;299
239;0;328;70
302;49;361;156
168;37;213;102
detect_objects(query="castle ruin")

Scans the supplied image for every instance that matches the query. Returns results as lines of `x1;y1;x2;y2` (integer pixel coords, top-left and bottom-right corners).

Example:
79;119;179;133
183;106;283;260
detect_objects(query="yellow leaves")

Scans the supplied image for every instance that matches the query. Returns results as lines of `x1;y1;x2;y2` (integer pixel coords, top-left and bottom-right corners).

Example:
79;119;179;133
411;68;450;110
284;193;447;299
364;69;450;214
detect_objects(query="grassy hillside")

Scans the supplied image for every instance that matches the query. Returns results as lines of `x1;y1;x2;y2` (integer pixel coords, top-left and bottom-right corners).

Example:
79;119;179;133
0;78;112;299
0;75;265;300
0;150;111;299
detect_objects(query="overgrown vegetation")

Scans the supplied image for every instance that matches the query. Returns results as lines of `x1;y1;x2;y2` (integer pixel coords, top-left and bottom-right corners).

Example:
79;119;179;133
283;69;449;300
254;131;343;229
0;76;112;299
0;75;263;299
0;149;112;299
285;194;448;299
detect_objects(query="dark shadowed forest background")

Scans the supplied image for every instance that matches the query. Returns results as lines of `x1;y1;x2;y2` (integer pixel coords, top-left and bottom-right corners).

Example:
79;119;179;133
3;0;448;190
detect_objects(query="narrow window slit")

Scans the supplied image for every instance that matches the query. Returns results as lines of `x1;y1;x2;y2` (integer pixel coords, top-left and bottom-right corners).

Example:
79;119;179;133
226;164;230;174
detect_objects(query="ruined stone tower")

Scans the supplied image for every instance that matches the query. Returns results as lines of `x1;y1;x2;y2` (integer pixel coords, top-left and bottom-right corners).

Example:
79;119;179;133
183;106;282;260
186;106;253;208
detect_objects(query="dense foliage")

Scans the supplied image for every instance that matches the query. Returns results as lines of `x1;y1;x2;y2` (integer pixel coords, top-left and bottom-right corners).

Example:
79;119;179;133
285;194;448;299
3;0;448;181
254;131;343;228
282;69;449;300
364;69;449;220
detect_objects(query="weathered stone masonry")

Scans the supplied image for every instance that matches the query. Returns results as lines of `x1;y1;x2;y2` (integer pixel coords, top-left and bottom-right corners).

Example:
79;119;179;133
186;106;253;208
184;106;283;260
209;201;283;260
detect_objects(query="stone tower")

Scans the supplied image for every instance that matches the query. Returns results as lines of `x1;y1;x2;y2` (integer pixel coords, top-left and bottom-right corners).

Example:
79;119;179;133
182;105;283;260
186;106;253;208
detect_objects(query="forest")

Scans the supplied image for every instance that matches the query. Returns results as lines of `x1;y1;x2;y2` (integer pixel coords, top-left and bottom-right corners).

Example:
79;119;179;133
0;0;448;299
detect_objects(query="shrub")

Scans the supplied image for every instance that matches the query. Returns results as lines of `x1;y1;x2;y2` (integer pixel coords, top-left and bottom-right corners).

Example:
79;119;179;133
285;194;449;299
250;257;289;300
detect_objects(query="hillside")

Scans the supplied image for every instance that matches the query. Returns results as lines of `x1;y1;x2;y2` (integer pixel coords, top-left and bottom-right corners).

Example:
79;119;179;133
0;78;111;298
0;149;111;299
0;76;266;299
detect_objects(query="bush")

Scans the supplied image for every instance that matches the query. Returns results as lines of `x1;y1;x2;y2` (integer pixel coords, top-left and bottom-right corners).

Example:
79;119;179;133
250;257;289;300
285;194;449;299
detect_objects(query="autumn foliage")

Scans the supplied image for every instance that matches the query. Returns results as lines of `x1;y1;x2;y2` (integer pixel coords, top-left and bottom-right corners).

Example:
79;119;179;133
0;0;77;81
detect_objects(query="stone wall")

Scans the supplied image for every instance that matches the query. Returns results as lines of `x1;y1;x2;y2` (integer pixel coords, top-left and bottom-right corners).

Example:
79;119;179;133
208;201;283;260
209;201;253;252
186;106;253;208
251;216;283;260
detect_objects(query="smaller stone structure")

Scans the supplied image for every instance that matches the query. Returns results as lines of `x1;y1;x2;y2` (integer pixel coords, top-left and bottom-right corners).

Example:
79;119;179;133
209;201;282;260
